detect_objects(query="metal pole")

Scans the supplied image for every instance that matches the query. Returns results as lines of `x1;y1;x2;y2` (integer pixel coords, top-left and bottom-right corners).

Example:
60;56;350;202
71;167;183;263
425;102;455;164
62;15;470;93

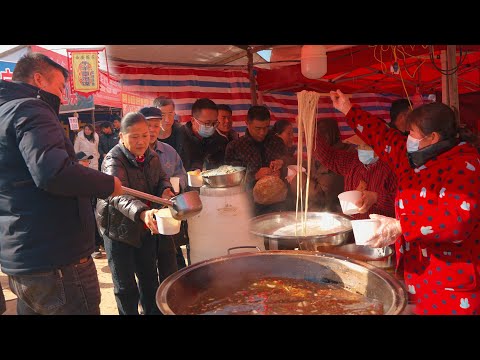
247;47;258;106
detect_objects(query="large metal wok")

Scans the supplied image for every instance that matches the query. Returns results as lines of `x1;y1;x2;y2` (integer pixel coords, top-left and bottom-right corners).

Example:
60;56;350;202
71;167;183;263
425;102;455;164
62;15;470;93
249;211;353;250
156;250;408;315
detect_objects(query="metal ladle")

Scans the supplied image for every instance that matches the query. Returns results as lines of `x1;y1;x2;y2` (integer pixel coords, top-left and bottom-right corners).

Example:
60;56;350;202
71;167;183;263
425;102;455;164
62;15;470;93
122;186;203;220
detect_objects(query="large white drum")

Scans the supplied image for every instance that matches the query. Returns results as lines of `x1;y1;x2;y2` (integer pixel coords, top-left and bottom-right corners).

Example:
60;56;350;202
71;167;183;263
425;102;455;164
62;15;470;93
188;185;265;264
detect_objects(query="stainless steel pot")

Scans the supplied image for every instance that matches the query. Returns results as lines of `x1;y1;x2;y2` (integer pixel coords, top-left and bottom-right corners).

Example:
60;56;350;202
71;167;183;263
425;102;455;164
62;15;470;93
249;211;353;250
202;166;246;188
156;250;408;315
121;186;203;220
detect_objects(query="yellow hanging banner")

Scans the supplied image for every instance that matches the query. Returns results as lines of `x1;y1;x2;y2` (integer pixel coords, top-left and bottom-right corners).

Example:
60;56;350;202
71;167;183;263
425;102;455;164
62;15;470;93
67;50;101;97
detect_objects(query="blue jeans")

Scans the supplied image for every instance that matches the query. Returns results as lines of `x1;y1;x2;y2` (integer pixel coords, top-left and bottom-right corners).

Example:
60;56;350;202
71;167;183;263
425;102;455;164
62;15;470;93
104;234;160;315
8;257;100;315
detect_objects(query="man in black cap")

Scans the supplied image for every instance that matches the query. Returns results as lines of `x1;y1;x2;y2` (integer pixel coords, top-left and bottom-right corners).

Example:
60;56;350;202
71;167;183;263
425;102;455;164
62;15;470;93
76;151;104;259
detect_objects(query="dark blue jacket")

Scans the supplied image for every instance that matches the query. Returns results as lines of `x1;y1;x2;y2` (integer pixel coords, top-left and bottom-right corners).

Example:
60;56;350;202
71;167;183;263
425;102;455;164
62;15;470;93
0;80;114;275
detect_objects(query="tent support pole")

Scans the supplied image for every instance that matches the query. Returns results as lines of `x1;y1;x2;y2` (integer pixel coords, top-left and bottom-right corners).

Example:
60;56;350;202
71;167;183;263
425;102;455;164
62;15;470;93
247;47;257;105
441;46;460;124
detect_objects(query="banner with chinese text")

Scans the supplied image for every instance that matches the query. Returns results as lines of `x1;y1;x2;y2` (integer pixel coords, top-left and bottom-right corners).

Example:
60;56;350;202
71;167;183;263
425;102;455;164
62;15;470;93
68;49;101;97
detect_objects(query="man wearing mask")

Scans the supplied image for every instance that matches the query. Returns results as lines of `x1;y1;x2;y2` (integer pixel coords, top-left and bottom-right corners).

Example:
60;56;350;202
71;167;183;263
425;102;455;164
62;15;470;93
178;98;225;171
313;129;397;220
0;53;123;315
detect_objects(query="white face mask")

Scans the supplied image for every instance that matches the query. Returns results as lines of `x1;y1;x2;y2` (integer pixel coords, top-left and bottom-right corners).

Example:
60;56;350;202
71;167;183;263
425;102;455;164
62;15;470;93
357;149;378;165
406;135;426;153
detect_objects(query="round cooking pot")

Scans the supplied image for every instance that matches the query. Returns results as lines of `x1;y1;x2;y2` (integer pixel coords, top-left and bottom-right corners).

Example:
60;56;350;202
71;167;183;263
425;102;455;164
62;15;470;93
249;211;354;250
156;250;408;315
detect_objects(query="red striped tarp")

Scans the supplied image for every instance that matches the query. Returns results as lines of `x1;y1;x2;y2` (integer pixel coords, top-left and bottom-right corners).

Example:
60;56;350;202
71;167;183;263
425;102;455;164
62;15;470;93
114;63;403;140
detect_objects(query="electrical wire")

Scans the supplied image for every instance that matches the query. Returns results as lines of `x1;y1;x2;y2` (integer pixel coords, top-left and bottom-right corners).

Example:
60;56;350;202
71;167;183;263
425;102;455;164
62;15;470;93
429;45;468;75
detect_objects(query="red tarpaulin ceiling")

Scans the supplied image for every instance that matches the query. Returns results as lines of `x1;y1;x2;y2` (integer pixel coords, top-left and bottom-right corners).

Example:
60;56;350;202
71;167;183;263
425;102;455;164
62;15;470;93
255;45;480;96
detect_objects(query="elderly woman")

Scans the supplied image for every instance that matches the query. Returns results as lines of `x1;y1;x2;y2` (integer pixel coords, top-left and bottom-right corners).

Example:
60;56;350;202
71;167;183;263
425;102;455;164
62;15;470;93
330;89;480;315
96;112;174;315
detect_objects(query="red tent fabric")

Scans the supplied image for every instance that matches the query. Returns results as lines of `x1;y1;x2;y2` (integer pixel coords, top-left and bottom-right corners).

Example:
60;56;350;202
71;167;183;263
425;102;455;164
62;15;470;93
256;45;480;96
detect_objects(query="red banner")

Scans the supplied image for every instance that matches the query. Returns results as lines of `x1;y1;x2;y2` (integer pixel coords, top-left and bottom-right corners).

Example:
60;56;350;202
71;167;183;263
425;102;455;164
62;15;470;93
122;92;155;113
93;70;122;108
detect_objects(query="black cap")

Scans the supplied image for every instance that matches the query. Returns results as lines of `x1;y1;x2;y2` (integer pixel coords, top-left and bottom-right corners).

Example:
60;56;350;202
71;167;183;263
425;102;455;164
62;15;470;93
76;151;94;161
139;106;163;119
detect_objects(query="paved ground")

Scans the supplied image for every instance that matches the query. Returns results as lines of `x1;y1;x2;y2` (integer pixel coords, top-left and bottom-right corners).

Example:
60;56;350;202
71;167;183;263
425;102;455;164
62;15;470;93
1;253;120;315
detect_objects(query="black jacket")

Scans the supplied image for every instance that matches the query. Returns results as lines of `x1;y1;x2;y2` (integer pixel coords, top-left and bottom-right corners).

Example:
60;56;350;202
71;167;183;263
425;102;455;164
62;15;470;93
95;143;173;248
0;80;114;275
178;121;228;171
99;132;119;158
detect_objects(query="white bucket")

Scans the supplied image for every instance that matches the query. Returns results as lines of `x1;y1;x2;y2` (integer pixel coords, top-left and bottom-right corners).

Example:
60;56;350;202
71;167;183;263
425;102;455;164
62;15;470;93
351;219;381;246
338;190;362;215
155;208;181;235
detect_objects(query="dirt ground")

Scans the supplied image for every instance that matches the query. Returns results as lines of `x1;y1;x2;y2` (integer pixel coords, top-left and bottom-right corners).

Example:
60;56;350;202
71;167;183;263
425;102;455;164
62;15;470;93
1;254;120;315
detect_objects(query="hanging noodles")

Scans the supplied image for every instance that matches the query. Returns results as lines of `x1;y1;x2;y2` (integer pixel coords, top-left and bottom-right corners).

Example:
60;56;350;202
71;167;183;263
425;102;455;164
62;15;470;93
296;90;321;235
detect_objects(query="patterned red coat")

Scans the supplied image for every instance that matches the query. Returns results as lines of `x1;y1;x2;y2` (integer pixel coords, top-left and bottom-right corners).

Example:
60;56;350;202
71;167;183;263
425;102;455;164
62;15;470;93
346;106;480;315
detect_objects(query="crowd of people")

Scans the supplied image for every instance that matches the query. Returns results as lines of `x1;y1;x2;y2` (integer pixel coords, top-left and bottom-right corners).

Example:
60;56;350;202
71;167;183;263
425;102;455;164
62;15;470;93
0;52;479;315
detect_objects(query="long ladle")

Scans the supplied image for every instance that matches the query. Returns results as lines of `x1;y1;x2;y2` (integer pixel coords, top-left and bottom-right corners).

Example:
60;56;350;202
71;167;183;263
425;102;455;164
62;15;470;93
121;186;202;220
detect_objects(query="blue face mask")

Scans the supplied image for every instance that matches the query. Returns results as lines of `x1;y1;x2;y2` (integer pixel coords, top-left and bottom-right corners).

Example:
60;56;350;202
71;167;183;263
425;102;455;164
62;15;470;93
194;117;217;138
198;124;216;138
357;149;378;165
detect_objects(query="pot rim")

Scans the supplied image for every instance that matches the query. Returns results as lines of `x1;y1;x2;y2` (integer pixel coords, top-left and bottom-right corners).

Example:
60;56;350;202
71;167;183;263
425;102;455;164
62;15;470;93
249;211;353;240
156;250;408;315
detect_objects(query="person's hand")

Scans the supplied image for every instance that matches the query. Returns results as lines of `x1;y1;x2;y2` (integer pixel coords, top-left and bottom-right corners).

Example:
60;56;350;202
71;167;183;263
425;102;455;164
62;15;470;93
255;167;273;180
330;90;352;115
162;187;175;199
364;214;402;248
355;190;378;214
270;159;284;172
111;176;123;197
140;209;159;234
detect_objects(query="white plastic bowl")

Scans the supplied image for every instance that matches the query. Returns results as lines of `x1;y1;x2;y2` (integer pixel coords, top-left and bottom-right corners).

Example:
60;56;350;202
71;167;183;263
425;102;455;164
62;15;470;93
338;190;362;215
351;219;381;246
188;172;203;187
155;208;181;235
287;165;306;178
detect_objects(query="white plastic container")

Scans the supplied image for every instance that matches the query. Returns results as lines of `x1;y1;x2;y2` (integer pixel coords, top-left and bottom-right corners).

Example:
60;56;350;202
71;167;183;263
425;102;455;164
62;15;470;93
155;208;181;235
351;219;381;246
188;185;265;264
338;190;362;215
170;176;180;194
188;172;203;187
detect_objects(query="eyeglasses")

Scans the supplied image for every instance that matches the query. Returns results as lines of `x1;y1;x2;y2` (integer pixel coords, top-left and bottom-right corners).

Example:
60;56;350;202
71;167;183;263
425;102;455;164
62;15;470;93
193;117;219;128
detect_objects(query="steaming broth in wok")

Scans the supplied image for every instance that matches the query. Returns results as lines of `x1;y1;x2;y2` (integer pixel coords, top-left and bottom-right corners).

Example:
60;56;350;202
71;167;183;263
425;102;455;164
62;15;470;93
184;277;384;315
272;218;345;237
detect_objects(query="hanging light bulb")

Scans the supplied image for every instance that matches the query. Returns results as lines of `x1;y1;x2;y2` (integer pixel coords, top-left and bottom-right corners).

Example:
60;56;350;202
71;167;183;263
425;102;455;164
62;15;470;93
411;87;424;108
301;45;327;79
